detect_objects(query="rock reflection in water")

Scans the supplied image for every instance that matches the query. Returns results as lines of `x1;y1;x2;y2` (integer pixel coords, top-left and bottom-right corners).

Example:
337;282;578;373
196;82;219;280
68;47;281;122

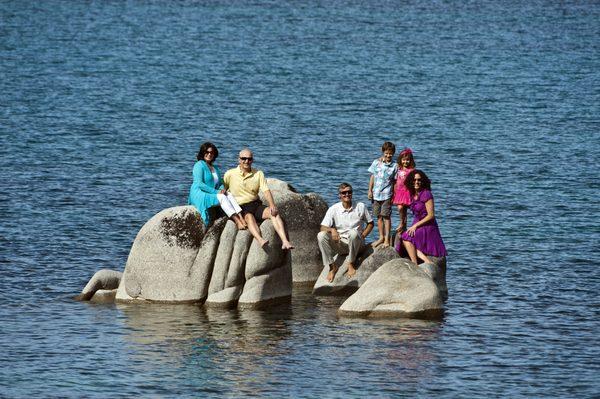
114;289;442;395
115;302;293;394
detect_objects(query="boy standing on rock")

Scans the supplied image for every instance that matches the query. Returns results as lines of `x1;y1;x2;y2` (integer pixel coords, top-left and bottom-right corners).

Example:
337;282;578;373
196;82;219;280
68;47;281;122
368;141;398;248
317;183;374;282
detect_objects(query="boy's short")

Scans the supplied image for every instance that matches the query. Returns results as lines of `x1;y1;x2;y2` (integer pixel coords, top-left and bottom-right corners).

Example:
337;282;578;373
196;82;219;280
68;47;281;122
373;198;392;218
240;200;267;223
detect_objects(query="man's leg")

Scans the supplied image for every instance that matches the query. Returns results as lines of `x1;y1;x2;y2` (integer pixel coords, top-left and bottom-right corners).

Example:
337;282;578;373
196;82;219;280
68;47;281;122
345;229;363;277
244;213;268;248
262;208;294;250
317;231;344;282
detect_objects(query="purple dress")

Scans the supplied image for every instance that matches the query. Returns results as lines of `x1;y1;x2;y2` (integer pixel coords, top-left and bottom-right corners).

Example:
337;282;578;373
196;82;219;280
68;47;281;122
400;189;447;257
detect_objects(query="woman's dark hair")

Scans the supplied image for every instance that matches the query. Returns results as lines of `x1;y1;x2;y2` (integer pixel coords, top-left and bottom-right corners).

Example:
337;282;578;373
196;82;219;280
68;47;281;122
196;142;219;161
404;169;431;196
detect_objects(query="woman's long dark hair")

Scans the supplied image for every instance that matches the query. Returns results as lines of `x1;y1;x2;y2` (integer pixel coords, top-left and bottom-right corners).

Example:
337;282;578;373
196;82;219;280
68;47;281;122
404;169;431;196
196;142;219;161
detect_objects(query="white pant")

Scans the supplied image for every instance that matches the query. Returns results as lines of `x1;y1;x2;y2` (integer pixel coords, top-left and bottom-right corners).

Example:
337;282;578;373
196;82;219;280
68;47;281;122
317;229;364;267
217;193;242;217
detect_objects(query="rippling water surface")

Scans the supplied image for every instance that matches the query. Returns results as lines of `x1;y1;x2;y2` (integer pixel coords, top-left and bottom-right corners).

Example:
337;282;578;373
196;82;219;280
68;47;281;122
1;1;599;397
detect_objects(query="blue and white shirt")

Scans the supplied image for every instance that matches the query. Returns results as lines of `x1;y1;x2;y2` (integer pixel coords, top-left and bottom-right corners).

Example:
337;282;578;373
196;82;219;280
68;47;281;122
368;159;398;201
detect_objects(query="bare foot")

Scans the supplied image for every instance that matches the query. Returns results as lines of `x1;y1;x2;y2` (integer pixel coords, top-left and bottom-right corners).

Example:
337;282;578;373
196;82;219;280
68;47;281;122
371;239;383;248
326;265;338;282
345;263;357;278
380;242;390;248
282;241;294;250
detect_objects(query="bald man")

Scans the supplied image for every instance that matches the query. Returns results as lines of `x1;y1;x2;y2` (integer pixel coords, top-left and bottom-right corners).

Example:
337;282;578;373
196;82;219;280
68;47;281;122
223;148;294;250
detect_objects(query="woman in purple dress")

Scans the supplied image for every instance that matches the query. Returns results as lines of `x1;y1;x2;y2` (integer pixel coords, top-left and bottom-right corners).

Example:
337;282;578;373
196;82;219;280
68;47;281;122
399;170;447;264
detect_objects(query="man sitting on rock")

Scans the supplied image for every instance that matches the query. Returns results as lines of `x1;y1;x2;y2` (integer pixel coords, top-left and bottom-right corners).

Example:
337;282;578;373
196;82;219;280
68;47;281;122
317;182;374;282
224;148;294;250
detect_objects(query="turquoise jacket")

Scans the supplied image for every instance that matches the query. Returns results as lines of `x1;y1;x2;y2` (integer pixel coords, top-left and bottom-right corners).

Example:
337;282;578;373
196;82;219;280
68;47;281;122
188;160;224;225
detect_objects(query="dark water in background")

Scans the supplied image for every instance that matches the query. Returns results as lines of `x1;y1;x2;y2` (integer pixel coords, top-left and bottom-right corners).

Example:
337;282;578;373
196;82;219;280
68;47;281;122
1;1;599;397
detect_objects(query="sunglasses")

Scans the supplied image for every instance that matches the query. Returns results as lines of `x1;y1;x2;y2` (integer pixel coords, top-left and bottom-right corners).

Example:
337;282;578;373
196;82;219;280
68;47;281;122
239;157;253;162
339;190;353;196
205;150;215;154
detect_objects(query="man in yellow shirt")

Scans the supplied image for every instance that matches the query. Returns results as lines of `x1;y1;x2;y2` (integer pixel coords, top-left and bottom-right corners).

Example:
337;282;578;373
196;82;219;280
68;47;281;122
223;148;294;250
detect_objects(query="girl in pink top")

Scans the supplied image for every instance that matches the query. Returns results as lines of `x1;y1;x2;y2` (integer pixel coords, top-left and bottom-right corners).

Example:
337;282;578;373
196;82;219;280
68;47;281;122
392;148;416;232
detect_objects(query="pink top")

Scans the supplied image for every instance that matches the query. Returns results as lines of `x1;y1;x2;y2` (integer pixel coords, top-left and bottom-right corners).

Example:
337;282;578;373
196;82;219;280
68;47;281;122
392;167;414;205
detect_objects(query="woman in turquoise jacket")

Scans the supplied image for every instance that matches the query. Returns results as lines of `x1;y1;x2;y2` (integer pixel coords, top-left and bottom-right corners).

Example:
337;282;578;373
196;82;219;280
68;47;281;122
188;142;247;229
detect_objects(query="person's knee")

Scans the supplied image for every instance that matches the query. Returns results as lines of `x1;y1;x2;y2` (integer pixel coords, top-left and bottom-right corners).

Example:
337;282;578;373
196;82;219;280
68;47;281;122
347;229;360;240
317;231;329;242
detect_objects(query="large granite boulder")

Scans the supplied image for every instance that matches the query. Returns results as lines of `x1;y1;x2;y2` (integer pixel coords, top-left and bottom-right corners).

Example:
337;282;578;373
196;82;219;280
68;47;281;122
113;206;212;303
259;179;328;284
338;258;445;319
79;179;325;309
204;218;291;309
312;246;400;296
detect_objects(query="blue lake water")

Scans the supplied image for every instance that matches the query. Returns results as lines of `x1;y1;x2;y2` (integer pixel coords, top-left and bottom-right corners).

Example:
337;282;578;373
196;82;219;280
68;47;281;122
1;1;599;397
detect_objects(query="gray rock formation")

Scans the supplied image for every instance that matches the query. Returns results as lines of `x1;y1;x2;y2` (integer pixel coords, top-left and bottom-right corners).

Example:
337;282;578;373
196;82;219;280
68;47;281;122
115;206;216;303
90;289;117;303
338;258;445;319
312;246;400;296
113;206;293;307
80;179;325;309
75;269;122;301
239;251;292;309
259;180;328;284
417;256;448;300
204;219;287;308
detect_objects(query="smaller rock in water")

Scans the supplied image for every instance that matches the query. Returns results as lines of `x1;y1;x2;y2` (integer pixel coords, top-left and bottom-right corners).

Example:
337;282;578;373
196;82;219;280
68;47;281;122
338;259;444;319
90;289;117;304
75;269;122;301
313;246;400;296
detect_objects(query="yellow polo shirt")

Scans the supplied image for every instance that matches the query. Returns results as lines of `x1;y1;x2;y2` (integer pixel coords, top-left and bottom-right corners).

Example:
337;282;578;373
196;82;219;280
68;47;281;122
223;166;270;205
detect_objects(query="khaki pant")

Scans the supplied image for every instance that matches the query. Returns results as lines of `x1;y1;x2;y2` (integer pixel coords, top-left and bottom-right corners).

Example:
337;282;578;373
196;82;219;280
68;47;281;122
317;230;364;267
